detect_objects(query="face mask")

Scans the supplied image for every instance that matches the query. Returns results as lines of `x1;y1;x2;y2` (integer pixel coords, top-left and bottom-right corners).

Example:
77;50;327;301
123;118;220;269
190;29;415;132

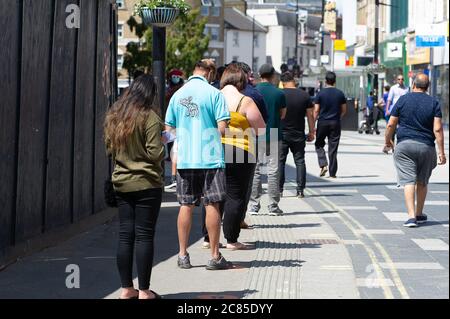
171;76;181;85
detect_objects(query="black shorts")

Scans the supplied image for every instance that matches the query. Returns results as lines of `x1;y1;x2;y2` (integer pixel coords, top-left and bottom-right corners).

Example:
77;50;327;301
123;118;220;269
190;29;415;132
176;169;226;206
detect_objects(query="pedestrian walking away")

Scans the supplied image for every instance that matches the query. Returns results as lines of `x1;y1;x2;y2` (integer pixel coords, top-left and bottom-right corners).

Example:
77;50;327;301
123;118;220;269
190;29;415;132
248;63;287;216
165;59;232;271
104;75;164;300
385;73;447;228
313;71;347;178
279;71;315;198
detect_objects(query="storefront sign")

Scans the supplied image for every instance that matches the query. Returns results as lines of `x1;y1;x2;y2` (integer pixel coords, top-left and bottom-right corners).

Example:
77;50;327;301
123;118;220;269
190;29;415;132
407;34;430;65
334;40;346;51
415;23;447;47
416;35;446;47
386;43;403;58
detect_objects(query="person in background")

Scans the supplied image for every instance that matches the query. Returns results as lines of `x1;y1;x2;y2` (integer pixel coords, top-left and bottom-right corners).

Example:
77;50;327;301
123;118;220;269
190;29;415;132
385;73;446;228
380;85;391;122
366;91;375;130
386;75;409;118
212;66;227;89
104;75;164;300
279;72;315;199
166;69;184;106
239;62;268;124
313;71;347;178
165;69;185;190
248;64;287;216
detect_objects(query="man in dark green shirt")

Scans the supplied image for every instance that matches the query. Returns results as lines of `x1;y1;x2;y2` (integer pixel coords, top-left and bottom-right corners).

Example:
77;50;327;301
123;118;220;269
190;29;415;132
248;64;287;216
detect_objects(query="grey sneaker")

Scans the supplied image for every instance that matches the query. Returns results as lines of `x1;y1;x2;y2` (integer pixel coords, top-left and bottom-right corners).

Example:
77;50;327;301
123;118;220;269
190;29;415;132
206;253;231;270
177;253;192;269
268;208;284;216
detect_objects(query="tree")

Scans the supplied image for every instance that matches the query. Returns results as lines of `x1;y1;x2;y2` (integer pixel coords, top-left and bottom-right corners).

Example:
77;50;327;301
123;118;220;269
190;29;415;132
123;8;209;79
165;9;210;75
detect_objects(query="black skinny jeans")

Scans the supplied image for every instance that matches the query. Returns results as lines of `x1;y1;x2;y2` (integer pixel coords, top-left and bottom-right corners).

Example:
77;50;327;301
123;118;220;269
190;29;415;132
202;149;256;244
116;188;162;291
279;132;307;193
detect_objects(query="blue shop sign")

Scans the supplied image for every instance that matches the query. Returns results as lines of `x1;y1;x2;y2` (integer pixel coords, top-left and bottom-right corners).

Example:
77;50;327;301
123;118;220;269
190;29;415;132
416;35;446;47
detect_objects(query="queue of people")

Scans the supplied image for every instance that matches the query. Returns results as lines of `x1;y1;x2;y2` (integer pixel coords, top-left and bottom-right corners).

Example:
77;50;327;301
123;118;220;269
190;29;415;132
104;60;446;299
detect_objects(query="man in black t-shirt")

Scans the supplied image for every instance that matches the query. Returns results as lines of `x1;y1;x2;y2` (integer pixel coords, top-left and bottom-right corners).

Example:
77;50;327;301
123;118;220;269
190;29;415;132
314;72;347;178
279;72;315;198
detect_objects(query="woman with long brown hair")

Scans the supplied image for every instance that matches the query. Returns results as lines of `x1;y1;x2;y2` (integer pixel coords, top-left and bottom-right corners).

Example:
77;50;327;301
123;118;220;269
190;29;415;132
104;74;164;300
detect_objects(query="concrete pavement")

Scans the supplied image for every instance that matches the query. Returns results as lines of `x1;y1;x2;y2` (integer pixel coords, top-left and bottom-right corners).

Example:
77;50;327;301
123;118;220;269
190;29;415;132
0;131;448;299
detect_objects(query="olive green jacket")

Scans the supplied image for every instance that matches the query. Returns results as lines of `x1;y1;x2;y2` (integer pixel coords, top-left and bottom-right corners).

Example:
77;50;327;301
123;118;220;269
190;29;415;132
110;110;165;193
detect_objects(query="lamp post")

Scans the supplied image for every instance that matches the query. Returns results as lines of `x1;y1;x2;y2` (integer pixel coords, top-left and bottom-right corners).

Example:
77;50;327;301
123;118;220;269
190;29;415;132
140;6;181;114
153;26;166;114
374;0;380;101
295;0;299;65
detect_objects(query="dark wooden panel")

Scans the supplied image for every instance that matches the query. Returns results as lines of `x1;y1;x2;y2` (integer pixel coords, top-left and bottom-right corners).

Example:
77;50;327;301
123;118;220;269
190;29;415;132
73;0;98;221
93;0;112;213
45;0;78;230
0;0;21;251
15;0;54;241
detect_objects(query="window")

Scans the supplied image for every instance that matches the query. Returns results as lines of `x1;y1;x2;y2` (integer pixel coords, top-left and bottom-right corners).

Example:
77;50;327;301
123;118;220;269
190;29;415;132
117;54;124;69
116;0;125;9
253;34;259;48
201;6;209;16
203;26;209;37
252;57;259;72
118;23;124;39
232;31;239;47
210;27;220;41
212;0;222;17
201;0;212;16
390;0;408;32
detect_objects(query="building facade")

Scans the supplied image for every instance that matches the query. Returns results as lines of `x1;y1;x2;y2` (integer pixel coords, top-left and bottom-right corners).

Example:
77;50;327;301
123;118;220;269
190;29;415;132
188;0;226;66
224;7;267;70
116;0;141;92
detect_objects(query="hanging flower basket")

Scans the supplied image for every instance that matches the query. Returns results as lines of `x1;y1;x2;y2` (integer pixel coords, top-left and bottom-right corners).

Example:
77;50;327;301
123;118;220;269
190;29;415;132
141;7;180;27
134;0;190;27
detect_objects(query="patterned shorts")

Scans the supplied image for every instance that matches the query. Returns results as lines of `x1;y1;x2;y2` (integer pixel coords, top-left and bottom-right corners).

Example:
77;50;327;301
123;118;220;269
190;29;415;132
176;169;226;206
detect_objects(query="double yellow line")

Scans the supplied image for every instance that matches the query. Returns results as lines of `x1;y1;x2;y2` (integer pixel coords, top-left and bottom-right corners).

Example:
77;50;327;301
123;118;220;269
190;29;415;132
306;189;410;299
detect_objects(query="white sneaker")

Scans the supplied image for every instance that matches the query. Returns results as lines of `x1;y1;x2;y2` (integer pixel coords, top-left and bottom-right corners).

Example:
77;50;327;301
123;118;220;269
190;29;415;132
164;181;177;190
248;211;259;216
268;209;284;216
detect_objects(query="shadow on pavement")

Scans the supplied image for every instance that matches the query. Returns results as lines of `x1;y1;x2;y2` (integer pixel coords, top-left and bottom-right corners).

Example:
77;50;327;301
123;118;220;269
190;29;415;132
252;223;321;229
162;289;258;299
232;260;305;269
285;211;338;216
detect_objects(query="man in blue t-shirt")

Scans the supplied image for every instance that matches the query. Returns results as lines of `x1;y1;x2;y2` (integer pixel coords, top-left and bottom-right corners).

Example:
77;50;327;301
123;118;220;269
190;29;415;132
313;71;347;178
165;59;231;270
385;73;447;228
